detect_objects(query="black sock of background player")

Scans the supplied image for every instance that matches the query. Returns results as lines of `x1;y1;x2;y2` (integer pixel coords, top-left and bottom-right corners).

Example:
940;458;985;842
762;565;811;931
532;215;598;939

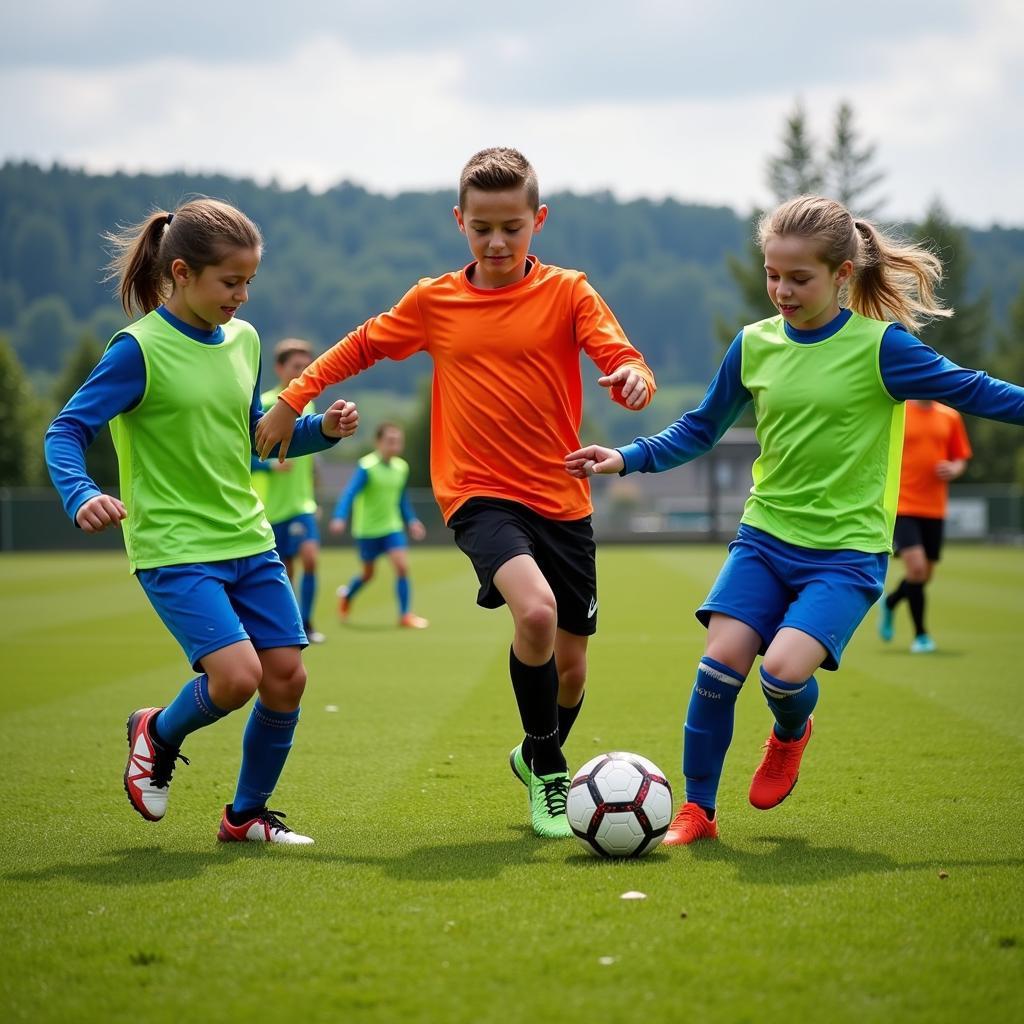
905;582;927;636
509;647;564;776
886;579;908;610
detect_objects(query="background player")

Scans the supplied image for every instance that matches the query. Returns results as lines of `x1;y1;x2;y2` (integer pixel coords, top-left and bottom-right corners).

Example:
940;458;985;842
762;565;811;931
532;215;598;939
330;422;429;629
879;400;972;652
254;338;326;643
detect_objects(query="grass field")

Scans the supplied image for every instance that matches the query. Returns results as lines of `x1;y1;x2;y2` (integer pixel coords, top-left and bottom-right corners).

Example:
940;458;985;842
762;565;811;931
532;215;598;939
1;543;1022;1024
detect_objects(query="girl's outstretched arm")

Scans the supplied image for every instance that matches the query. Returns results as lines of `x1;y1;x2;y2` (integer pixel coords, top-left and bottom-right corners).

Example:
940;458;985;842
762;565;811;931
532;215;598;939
567;334;752;477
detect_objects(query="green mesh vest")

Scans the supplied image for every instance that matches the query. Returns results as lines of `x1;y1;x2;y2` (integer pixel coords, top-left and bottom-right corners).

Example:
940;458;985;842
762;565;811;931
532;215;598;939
109;310;273;572
352;453;410;539
740;311;905;552
253;387;317;523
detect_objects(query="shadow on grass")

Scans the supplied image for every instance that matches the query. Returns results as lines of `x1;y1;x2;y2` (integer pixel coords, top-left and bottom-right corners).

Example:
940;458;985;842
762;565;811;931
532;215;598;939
5;827;545;887
686;833;1023;885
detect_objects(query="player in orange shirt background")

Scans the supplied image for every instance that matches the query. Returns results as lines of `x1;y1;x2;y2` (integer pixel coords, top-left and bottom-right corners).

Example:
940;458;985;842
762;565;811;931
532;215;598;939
879;400;972;652
256;147;655;839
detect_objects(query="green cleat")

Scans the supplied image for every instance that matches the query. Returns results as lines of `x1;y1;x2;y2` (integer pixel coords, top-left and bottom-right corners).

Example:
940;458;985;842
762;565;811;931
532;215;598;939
529;769;573;839
509;743;532;795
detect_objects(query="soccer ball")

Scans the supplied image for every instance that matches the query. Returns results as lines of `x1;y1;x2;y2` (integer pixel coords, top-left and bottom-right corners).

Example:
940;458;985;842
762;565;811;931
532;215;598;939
567;752;673;858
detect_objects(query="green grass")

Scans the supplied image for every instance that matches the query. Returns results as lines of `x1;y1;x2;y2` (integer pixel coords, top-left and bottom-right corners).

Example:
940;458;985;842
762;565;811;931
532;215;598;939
1;544;1022;1024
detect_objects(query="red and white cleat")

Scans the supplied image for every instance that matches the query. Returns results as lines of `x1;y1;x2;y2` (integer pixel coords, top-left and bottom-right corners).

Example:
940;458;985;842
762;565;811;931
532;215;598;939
123;707;188;821
663;802;719;846
217;806;314;845
399;613;429;629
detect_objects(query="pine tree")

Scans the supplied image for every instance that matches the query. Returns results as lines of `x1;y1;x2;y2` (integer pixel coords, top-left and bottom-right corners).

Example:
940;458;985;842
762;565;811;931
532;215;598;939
912;201;988;369
825;101;885;216
766;102;823;203
0;337;42;486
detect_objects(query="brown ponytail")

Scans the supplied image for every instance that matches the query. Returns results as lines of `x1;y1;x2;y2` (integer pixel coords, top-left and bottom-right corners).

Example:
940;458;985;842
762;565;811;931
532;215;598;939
758;195;952;332
104;198;262;316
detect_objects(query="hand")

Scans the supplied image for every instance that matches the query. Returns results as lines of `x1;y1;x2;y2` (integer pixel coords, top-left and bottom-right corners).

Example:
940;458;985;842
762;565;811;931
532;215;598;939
564;445;625;478
255;400;300;461
935;459;965;481
76;494;127;533
329;518;347;536
322;400;359;441
598;366;649;410
408;520;426;542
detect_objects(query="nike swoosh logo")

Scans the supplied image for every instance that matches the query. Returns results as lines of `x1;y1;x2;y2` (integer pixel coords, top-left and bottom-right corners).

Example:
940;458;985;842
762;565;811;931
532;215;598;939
588;598;598;618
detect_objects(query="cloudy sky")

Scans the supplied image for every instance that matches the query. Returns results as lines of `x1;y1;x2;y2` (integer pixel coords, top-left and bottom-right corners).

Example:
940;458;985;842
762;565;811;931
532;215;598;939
2;1;1021;226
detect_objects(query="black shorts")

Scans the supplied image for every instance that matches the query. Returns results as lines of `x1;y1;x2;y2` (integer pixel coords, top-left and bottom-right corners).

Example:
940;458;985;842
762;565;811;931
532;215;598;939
448;497;598;636
893;515;945;562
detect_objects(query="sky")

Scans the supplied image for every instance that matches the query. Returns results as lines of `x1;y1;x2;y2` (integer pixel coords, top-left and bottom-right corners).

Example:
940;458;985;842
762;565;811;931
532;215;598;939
1;0;1022;227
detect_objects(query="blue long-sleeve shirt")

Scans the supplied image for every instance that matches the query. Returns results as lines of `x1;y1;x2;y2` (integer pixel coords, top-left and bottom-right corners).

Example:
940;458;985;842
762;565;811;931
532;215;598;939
45;306;339;523
332;464;417;523
619;309;1024;474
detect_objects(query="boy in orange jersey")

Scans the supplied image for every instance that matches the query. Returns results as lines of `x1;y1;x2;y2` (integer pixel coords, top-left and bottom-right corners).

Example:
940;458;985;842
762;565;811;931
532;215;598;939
879;400;972;652
256;147;655;838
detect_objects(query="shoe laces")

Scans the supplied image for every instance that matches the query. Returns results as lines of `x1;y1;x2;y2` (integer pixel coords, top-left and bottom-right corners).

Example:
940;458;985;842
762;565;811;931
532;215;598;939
150;747;189;789
759;735;801;779
540;775;569;817
256;808;292;833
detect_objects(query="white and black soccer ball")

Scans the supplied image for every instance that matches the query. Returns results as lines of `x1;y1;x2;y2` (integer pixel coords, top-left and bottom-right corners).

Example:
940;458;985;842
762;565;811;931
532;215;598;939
567;752;673;858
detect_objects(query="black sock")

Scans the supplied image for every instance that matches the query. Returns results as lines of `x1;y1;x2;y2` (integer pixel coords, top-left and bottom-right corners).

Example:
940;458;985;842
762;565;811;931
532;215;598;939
523;692;586;765
886;579;908;610
226;803;263;826
905;582;927;636
509;647;564;776
558;692;585;746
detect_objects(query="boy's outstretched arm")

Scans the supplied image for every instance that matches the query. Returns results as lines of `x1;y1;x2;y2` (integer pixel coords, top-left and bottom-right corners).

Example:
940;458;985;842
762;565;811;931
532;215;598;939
572;277;656;410
255;285;428;459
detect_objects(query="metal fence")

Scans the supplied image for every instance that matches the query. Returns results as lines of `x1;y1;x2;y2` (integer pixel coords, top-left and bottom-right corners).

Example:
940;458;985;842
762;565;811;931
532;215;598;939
3;481;1022;553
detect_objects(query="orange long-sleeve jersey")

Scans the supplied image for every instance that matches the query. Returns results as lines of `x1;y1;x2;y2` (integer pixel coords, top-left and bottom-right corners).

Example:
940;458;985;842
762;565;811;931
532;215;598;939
897;401;972;518
279;259;656;523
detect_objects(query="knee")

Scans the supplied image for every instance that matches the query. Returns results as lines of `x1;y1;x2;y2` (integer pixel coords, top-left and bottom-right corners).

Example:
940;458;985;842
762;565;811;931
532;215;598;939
208;662;262;709
518;598;558;642
703;643;754;681
906;569;928;584
760;652;807;685
263;659;308;706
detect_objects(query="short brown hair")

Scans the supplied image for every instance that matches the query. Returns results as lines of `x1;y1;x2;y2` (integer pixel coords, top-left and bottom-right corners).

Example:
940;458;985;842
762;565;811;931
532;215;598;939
376;422;403;440
274;338;314;365
458;147;539;211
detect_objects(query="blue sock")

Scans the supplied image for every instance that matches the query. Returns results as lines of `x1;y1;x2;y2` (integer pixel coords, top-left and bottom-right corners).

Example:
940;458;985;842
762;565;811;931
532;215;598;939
396;576;411;615
154;675;228;749
346;574;366;601
232;701;300;814
300;572;317;627
682;657;746;810
760;667;818;741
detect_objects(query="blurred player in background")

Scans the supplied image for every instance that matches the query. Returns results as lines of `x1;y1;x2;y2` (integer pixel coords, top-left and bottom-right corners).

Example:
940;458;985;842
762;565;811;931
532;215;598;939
330;422;429;629
254;339;326;644
879;401;972;652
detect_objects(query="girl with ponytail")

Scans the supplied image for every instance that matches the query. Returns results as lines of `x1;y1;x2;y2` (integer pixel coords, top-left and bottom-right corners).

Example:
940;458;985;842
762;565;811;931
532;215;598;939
567;194;1024;846
45;197;360;845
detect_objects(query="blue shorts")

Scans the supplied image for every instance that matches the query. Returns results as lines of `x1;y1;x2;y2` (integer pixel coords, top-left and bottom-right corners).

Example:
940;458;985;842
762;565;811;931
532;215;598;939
136;550;307;670
357;531;407;563
697;525;887;671
272;512;320;559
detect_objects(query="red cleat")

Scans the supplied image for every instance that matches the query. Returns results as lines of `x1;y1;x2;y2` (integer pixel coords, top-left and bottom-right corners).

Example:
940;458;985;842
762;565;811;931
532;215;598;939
663;802;719;846
217;806;314;845
399;613;429;629
123;707;187;821
749;716;814;810
336;586;351;621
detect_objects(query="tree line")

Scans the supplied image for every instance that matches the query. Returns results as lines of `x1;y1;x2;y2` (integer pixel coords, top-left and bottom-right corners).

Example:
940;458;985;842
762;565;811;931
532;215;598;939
2;101;1022;488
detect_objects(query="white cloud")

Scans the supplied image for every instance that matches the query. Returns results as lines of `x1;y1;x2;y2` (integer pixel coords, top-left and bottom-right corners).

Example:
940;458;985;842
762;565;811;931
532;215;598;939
1;2;1021;226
